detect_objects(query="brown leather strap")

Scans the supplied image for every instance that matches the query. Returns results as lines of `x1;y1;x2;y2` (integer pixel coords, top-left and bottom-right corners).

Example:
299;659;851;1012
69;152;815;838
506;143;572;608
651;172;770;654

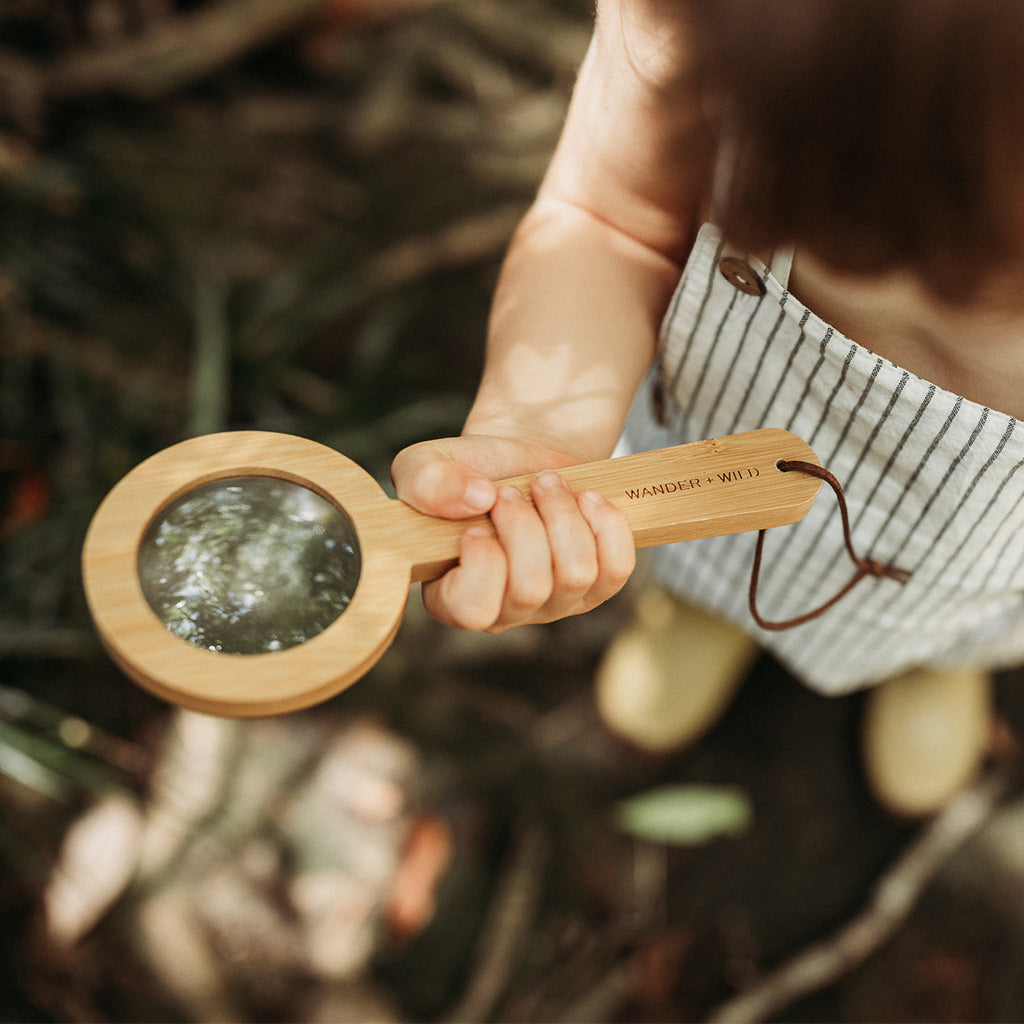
748;460;912;631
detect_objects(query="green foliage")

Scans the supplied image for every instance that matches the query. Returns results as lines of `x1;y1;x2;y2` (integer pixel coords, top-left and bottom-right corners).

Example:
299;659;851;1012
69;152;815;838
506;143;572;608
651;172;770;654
613;784;753;846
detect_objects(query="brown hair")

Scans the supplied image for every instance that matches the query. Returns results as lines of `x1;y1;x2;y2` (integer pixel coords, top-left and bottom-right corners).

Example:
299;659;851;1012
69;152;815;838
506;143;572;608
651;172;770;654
684;0;1024;301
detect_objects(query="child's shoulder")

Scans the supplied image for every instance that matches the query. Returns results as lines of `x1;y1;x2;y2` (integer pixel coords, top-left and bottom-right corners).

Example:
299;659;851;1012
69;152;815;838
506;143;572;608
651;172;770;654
595;0;697;91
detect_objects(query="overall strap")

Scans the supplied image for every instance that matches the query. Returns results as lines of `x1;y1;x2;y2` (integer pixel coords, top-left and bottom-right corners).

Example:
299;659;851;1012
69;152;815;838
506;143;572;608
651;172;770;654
766;246;795;289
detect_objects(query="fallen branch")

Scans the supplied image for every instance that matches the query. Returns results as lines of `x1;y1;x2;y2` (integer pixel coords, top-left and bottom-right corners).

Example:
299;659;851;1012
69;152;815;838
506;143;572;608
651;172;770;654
362;203;525;295
443;818;548;1024
1;0;462;130
705;768;1016;1024
45;0;325;101
0;0;323;130
554;960;636;1024
0;623;97;660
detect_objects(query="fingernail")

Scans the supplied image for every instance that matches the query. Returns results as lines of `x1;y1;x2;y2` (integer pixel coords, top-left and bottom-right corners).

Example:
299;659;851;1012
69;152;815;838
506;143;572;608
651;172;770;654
499;485;522;502
464;477;495;512
580;489;604;506
535;471;563;490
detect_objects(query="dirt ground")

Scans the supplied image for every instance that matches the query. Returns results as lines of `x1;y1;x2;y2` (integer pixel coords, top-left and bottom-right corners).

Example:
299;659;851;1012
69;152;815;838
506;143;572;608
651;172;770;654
2;3;1024;1022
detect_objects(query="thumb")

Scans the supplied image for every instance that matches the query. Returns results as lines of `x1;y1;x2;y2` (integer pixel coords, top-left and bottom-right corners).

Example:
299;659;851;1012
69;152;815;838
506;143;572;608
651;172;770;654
391;441;497;519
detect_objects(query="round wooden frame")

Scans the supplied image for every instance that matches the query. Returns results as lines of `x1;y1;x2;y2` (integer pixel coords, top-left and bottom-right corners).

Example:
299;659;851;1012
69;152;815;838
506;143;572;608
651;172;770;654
82;432;439;717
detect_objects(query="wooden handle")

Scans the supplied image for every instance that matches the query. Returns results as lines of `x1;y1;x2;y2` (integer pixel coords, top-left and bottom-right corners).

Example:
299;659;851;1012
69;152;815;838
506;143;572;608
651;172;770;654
400;429;821;582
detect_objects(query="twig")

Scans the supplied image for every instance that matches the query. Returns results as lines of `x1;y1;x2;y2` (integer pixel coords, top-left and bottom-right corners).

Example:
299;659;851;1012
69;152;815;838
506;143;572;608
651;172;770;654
0;51;46;133
0;0;321;130
0;0;323;107
456;2;590;82
0;623;97;660
0;684;147;777
189;277;230;437
705;768;1016;1024
361;203;526;296
443;818;548;1024
553;960;636;1024
53;0;323;99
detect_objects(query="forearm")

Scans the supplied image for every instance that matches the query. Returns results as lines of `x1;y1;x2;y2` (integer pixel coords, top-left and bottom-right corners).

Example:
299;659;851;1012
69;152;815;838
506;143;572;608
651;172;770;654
463;0;708;464
464;193;682;463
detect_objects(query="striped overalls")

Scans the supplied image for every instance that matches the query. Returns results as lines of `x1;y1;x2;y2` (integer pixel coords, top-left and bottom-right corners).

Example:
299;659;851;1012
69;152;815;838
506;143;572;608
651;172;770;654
620;223;1024;695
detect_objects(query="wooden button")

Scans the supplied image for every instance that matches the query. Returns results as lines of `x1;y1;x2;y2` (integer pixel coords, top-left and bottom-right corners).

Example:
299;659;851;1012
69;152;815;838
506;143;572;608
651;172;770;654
719;256;766;296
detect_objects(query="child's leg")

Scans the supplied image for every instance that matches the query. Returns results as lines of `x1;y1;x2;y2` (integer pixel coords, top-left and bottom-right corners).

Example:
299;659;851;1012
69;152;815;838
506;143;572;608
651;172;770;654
861;665;992;818
597;591;991;817
595;590;759;752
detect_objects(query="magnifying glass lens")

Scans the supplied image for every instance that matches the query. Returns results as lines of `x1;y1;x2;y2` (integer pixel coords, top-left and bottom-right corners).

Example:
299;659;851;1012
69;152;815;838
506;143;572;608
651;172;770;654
138;477;361;655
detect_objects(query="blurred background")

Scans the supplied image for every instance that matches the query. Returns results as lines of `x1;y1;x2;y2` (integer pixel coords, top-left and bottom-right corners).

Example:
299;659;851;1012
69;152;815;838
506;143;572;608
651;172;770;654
2;2;1024;1021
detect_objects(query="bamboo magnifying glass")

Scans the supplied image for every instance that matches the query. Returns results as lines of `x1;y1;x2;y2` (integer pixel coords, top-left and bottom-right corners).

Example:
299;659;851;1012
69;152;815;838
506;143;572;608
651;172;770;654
82;428;821;717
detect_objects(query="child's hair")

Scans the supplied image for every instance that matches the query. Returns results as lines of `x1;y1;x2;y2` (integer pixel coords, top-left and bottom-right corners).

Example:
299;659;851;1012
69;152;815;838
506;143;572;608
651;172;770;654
684;0;1024;301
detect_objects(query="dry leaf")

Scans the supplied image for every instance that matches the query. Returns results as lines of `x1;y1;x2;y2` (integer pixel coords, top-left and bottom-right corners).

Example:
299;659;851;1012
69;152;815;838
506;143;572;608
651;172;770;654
44;793;143;946
385;814;454;940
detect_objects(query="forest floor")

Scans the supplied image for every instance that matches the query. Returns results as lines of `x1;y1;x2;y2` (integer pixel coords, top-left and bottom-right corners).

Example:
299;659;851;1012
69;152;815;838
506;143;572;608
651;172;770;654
2;2;1024;1022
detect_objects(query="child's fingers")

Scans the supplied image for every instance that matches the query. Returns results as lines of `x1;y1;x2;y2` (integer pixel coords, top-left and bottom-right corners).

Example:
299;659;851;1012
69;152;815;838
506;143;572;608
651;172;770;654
528;472;601;619
487;474;635;629
576;489;636;610
422;472;636;633
489;485;555;618
392;443;496;519
420;528;508;631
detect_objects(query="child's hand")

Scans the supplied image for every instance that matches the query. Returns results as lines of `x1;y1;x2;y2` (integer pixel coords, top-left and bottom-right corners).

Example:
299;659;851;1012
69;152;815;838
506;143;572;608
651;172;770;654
391;435;636;632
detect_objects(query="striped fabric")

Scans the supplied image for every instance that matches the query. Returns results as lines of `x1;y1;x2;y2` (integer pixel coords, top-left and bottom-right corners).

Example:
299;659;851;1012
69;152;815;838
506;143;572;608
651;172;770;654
620;223;1024;695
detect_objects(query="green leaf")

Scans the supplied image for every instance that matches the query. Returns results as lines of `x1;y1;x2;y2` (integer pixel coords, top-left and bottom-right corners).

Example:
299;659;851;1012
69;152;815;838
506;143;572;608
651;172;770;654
613;784;752;846
0;720;120;798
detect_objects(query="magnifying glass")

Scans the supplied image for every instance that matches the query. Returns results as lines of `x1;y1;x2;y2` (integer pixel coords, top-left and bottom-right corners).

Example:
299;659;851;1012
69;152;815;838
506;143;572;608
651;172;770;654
82;429;820;717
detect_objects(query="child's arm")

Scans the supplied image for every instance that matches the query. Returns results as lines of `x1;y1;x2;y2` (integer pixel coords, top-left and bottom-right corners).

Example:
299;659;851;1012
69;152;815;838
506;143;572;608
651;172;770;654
391;0;710;631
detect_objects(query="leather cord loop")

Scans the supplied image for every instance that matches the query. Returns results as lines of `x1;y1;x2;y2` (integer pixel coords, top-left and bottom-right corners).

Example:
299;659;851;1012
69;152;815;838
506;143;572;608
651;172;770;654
748;459;912;631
